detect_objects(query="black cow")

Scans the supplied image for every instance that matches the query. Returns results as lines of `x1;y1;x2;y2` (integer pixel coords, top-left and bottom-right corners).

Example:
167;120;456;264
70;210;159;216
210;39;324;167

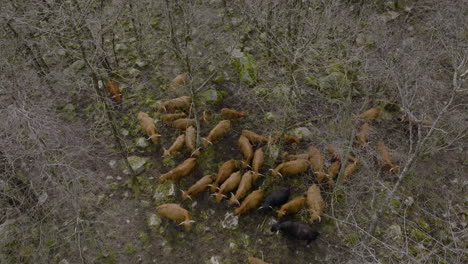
271;221;319;244
259;186;290;210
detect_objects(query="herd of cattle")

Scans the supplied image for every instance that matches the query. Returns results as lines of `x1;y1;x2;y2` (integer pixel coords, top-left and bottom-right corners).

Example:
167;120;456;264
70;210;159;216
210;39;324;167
105;77;400;264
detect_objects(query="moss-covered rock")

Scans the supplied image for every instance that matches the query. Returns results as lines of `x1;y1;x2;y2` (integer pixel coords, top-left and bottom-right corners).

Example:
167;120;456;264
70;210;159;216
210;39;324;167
65;60;85;74
196;89;226;106
147;213;162;233
220;212;239;230
264;112;276;123
125;156;150;175
135;137;150;148
264;144;280;167
411;228;430;243
231;48;257;86
153;181;176;204
289;126;315;142
386;224;403;242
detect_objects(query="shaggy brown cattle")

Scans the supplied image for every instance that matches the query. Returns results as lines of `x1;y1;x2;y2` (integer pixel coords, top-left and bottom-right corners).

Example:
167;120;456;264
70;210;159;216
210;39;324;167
220;108;247;119
327;160;341;185
228;171;254;205
355;107;382;122
286;153;309;161
343;156;360;182
159;158;197;183
214;171;242;202
241;130;270;145
233;189;264;216
168;73;189;93
356;122;370;147
325;145;342;161
160;112;187;124
203;120;231;146
156;204;193;231
251;147;264;181
306;184;324;223
238;135;254;169
182;175;214;201
247;257;271;264
158;96;192;112
163;134;185;157
185;126;200;157
307;146;327;183
377;141;399;174
172;118;196;130
137;111;160;144
284;134;300;144
271;159;309;177
276;196;305;219
210;160;236;193
105;80;122;103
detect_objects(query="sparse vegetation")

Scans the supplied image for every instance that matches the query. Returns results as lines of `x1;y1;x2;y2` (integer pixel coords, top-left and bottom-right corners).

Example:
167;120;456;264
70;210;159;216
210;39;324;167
1;0;467;263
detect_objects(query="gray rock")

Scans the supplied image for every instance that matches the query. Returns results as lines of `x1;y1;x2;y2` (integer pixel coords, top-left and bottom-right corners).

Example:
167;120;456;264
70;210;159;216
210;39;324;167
148;213;162;229
264;112;276;122
65;60;85;73
197;89;225;106
386;224;403;242
135;59;147;67
125;156;149;175
153;182;176;203
221;212;239;230
136;137;149;148
380;11;400;23
289;127;314;141
128;68;140;76
208;256;221;264
265;144;280;167
115;43;128;52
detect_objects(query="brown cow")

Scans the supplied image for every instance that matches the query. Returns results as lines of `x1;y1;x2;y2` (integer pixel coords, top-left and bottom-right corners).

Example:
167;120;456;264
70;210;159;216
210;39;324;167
203;120;231;146
137;111;160;144
159;158;197;184
221;108;247;119
233;190;264;216
306;184;324;223
105;80;122;103
156;203;193;231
